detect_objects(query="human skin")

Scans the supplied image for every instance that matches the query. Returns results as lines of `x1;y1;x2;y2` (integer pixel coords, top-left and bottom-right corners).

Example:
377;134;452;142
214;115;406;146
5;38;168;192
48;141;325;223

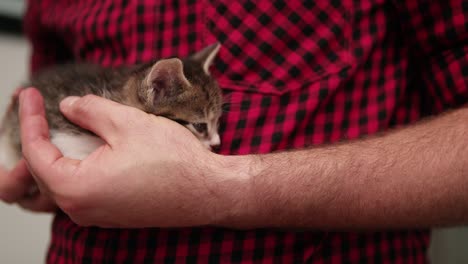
1;87;468;229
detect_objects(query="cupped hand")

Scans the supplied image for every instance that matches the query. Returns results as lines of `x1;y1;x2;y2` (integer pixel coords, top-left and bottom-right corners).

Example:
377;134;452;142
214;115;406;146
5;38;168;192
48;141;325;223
19;88;246;228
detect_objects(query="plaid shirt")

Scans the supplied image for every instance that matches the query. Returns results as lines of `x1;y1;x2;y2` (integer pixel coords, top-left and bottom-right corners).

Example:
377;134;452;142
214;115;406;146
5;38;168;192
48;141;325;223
24;0;468;263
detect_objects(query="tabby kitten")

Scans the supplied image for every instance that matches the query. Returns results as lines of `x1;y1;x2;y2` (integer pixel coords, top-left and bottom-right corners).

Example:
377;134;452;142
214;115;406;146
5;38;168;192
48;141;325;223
0;43;222;170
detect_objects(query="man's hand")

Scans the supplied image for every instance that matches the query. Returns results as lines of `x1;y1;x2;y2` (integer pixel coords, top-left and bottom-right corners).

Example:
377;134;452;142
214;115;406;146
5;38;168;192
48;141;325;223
19;88;249;228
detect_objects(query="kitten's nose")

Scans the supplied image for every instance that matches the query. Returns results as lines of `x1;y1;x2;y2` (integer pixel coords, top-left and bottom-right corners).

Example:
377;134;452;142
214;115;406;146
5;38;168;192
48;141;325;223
209;134;221;148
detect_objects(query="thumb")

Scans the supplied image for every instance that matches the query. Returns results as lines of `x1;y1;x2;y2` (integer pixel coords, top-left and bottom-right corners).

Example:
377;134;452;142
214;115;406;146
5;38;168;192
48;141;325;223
60;95;140;145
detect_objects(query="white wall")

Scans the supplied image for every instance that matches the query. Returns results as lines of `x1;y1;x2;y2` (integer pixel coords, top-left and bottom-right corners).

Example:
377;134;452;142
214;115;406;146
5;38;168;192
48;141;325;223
1;33;468;263
0;34;52;263
430;228;468;263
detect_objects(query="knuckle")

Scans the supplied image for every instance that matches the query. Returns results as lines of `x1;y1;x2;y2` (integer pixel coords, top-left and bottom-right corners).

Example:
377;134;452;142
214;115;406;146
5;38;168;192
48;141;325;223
70;94;101;118
109;108;142;138
73;95;98;115
107;110;124;129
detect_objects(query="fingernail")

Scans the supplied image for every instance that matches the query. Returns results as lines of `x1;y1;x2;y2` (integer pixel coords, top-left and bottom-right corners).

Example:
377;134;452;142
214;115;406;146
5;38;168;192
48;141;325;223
61;96;80;109
18;88;27;105
19;88;32;114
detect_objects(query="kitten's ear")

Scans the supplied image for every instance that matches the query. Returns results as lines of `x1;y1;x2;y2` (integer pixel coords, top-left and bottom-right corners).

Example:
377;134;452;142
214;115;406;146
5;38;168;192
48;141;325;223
190;43;221;74
146;58;191;98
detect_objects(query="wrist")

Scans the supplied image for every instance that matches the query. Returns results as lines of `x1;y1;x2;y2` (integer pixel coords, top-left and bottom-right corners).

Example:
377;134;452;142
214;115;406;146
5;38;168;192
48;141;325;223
206;153;261;228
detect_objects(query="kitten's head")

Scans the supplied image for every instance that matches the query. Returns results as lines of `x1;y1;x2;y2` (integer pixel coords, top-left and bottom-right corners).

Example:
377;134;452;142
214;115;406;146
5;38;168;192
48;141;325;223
129;43;223;149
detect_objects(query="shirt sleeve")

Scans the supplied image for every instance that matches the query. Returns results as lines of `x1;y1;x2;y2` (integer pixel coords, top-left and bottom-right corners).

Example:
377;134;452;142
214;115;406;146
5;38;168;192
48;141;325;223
395;1;468;113
23;0;73;75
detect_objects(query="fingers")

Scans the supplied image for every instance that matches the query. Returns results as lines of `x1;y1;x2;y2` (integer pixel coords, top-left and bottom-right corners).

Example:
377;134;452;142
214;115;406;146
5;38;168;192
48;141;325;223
18;193;58;213
0;159;57;213
0;159;35;203
19;88;79;190
59;95;139;144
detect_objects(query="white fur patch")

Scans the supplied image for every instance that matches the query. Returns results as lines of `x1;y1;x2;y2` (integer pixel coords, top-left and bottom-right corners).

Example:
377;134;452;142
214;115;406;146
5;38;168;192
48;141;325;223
50;130;104;160
0;131;20;170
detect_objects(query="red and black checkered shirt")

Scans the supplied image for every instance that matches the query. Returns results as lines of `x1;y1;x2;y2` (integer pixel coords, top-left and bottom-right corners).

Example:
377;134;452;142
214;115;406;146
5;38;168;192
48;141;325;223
24;0;468;263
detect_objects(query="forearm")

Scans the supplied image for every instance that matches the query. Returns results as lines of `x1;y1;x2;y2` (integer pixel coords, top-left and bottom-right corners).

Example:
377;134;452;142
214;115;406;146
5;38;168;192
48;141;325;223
218;107;468;229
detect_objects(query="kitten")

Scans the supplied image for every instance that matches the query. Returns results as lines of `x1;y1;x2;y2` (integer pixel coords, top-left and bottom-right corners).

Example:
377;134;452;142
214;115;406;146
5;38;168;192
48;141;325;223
0;43;222;170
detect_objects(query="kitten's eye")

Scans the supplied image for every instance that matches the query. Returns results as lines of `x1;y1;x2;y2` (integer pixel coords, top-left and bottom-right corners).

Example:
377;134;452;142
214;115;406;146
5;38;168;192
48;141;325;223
192;123;207;133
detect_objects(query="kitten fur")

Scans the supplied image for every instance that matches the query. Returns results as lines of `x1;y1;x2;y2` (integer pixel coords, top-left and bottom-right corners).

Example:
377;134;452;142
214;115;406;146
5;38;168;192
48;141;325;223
0;44;222;169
